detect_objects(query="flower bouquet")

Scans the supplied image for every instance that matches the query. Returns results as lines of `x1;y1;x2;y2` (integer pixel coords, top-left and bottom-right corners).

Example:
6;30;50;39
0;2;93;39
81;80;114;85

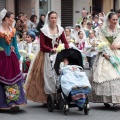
70;39;75;43
97;42;120;74
29;53;35;61
56;43;65;53
97;42;109;52
19;50;27;58
19;50;35;73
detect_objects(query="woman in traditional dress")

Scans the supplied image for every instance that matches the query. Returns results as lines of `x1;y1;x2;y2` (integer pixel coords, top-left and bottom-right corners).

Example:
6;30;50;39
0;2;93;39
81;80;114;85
0;9;26;113
90;12;120;108
25;11;69;103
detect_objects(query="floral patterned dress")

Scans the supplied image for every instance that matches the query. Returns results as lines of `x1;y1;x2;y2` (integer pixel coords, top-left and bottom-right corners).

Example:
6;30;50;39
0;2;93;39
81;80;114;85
0;26;26;109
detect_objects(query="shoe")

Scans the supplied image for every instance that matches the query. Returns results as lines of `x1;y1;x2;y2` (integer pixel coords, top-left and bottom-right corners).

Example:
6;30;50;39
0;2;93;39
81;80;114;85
104;103;111;108
10;106;19;113
113;104;120;111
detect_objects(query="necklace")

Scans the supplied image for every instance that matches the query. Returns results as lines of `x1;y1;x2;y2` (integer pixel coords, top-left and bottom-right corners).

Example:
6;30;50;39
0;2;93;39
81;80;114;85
109;26;116;33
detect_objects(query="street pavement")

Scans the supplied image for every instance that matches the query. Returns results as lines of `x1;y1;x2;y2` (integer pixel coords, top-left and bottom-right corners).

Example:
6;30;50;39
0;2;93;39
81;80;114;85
0;101;120;120
0;70;120;120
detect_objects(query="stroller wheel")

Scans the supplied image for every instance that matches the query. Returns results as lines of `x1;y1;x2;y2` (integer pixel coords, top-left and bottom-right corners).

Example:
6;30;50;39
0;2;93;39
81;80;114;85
84;103;90;115
47;94;54;112
84;108;89;115
63;105;69;115
57;93;64;110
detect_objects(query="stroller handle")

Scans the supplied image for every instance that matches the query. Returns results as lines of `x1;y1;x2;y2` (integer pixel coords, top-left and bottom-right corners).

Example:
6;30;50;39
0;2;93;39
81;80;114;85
78;66;83;70
49;50;55;57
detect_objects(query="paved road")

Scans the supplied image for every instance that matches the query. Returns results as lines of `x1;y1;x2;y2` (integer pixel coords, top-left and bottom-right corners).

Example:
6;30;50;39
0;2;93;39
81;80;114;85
0;70;120;120
0;101;120;120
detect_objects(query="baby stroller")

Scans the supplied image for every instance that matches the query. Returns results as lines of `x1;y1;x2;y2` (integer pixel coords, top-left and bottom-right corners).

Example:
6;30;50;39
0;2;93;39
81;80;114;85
47;48;91;115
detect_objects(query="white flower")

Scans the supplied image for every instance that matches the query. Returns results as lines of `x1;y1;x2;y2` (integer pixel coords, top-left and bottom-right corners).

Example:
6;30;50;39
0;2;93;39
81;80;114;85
56;44;65;52
19;50;27;57
29;53;35;60
97;42;109;50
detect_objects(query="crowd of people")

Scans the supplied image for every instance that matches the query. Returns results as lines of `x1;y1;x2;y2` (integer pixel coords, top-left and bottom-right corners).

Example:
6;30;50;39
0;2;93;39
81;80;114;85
0;7;120;114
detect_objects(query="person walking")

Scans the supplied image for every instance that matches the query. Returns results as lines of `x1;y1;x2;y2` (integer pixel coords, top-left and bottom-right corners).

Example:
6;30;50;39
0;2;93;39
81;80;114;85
0;9;26;113
25;11;69;104
90;12;120;109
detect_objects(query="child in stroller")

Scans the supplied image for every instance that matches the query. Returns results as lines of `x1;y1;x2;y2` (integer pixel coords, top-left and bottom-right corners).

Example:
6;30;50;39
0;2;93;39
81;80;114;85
59;58;91;110
47;48;91;115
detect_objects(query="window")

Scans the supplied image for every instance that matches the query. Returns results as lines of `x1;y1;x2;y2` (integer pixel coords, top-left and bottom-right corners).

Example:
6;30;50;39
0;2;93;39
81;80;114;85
39;0;51;15
0;0;6;11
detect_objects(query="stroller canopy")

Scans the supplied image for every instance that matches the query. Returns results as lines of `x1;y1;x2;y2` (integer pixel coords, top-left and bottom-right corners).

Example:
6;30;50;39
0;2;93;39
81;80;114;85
54;48;83;75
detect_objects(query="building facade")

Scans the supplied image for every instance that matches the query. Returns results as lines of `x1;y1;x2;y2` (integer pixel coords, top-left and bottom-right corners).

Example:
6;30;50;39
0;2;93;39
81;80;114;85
50;0;120;27
0;0;120;27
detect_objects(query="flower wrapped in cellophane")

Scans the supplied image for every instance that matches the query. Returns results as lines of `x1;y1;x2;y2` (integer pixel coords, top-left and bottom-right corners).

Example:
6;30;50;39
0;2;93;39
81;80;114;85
19;50;35;60
19;50;27;58
19;50;35;73
97;42;109;53
97;42;109;49
70;39;75;43
56;43;65;52
29;53;35;61
97;42;120;74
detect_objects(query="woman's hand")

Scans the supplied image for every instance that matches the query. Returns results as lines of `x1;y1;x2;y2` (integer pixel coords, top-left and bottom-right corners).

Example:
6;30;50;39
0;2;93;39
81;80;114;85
19;60;21;64
11;46;15;52
110;44;119;50
103;54;110;60
51;47;56;54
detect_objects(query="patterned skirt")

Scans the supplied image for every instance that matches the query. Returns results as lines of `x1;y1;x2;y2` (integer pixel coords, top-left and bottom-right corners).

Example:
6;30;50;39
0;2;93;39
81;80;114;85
89;71;120;104
0;51;26;109
25;51;47;103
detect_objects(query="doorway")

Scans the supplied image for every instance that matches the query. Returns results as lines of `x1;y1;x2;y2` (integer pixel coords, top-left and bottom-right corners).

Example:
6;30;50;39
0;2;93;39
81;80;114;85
92;0;103;16
14;0;20;17
61;0;73;28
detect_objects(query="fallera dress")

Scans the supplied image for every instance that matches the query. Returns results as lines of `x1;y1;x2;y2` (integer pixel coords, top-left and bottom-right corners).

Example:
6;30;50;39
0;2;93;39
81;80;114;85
0;26;26;109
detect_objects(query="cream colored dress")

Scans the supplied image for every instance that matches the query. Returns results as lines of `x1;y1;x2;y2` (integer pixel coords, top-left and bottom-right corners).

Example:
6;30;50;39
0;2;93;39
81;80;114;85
89;27;120;103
